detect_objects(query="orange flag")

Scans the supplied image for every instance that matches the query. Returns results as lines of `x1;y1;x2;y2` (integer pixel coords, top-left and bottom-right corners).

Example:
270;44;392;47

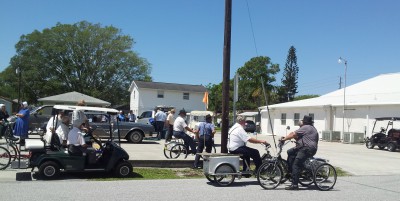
202;91;209;109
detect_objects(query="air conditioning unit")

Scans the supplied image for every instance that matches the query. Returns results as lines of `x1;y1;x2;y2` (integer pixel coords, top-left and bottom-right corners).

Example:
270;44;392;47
343;132;364;144
321;131;341;142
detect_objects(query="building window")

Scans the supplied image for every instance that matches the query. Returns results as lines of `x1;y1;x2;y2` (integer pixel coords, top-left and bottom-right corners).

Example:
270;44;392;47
183;92;189;100
157;90;164;98
281;113;286;125
294;113;300;126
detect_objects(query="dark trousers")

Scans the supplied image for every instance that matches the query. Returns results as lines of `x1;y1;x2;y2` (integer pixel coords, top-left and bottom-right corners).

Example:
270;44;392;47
173;131;196;154
165;125;173;142
193;135;213;167
230;146;262;171
287;147;317;186
155;121;164;139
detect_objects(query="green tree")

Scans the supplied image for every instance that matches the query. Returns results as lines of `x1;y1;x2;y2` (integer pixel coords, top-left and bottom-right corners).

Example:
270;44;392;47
236;56;279;110
281;46;299;102
1;21;152;105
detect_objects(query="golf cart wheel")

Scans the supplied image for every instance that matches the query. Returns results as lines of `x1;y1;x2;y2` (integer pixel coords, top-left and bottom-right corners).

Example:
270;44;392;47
214;163;236;186
387;143;397;152
257;162;283;190
39;161;60;180
114;161;133;178
128;131;144;143
378;145;385;150
366;141;375;149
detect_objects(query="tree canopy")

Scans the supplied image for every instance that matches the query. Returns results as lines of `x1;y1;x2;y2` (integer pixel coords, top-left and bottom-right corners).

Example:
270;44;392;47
0;21;152;105
280;46;299;102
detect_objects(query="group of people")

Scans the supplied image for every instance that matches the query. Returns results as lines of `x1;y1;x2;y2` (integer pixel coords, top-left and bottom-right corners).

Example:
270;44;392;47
117;110;136;122
169;110;319;191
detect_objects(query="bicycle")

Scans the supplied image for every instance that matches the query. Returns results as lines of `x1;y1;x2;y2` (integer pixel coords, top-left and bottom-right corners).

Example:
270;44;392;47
257;141;337;191
0;120;32;168
165;136;217;159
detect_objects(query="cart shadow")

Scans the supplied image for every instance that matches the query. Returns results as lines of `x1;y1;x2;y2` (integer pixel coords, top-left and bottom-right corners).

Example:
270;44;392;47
32;171;141;181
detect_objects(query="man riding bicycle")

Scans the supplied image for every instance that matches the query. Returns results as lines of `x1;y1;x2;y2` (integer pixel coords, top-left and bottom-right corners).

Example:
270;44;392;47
280;115;319;190
228;115;269;174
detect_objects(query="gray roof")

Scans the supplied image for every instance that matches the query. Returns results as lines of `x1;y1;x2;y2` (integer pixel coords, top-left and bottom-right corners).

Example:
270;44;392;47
133;81;207;92
38;91;110;106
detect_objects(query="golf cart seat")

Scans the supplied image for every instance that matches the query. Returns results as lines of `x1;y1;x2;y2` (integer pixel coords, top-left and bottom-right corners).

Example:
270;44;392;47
25;139;45;150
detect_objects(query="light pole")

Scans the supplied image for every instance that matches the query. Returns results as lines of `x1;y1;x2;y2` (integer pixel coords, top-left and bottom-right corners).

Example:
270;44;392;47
15;67;21;104
338;57;348;138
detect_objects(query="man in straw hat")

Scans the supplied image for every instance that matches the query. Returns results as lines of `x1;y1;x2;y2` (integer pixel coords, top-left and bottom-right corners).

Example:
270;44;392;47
280;115;319;190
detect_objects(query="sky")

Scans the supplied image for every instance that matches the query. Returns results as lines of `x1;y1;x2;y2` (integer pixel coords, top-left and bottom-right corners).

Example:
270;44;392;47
1;0;399;96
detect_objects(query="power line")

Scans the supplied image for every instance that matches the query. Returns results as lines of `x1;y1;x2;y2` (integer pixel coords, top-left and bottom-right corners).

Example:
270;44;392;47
245;0;258;56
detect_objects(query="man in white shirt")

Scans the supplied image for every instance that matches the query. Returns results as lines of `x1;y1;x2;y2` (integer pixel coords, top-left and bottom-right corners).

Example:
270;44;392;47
67;118;88;156
154;109;167;140
56;116;70;147
228;115;269;173
173;109;196;154
45;110;64;145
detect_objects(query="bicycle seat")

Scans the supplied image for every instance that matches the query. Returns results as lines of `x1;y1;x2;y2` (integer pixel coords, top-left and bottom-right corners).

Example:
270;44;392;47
7;136;19;142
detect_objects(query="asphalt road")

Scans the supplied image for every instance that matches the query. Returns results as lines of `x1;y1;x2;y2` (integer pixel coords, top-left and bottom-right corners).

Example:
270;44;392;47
0;176;399;201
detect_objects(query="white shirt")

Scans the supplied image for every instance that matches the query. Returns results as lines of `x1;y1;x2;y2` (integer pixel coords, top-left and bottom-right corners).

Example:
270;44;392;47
228;123;251;151
56;123;70;143
45;116;61;145
67;127;86;146
173;116;187;132
166;113;175;126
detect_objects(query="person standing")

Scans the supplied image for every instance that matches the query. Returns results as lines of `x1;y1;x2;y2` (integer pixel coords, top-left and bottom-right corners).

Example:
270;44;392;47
165;109;175;142
128;110;136;122
118;110;126;122
14;101;30;146
154;109;167;140
193;114;215;168
0;104;10;139
280;115;319;190
173;109;196;155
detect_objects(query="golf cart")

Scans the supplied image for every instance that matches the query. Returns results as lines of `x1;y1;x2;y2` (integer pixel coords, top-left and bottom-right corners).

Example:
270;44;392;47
25;105;133;179
365;117;400;152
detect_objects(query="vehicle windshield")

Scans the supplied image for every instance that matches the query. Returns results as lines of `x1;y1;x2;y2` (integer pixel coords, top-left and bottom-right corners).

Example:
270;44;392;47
373;119;400;133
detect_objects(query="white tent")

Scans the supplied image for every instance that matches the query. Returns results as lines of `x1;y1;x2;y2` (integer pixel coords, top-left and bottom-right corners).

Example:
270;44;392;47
259;73;400;140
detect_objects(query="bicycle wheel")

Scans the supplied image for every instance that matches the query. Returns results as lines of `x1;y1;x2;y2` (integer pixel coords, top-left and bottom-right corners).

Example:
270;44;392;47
170;144;187;159
214;163;236;186
163;142;175;159
314;163;337;191
299;169;314;186
279;159;289;184
257;162;283;190
0;146;11;170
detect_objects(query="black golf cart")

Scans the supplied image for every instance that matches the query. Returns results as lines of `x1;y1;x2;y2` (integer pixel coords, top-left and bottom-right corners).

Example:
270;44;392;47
365;117;400;152
25;105;133;179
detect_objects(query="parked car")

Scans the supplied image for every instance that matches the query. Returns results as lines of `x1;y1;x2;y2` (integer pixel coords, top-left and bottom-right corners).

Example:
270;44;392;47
28;105;155;143
365;117;400;152
86;112;155;143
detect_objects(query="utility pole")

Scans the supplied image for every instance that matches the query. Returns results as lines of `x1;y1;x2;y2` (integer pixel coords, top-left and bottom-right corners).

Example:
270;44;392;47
221;0;232;153
339;76;342;89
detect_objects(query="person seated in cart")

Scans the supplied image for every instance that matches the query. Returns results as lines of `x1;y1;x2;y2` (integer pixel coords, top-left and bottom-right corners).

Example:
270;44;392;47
67;117;95;162
228;115;269;173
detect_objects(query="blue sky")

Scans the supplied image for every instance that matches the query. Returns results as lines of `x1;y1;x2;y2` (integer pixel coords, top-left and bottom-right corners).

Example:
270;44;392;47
1;0;399;96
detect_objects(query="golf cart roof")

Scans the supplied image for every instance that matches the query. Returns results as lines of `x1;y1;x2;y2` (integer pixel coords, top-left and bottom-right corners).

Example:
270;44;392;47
189;111;214;116
53;105;119;115
375;117;400;121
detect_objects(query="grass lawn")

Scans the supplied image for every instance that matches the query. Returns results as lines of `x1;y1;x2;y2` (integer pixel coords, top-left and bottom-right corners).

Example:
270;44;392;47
92;165;351;181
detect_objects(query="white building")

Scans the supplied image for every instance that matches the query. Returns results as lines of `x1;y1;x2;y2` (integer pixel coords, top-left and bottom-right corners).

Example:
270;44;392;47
259;73;400;140
128;81;207;115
